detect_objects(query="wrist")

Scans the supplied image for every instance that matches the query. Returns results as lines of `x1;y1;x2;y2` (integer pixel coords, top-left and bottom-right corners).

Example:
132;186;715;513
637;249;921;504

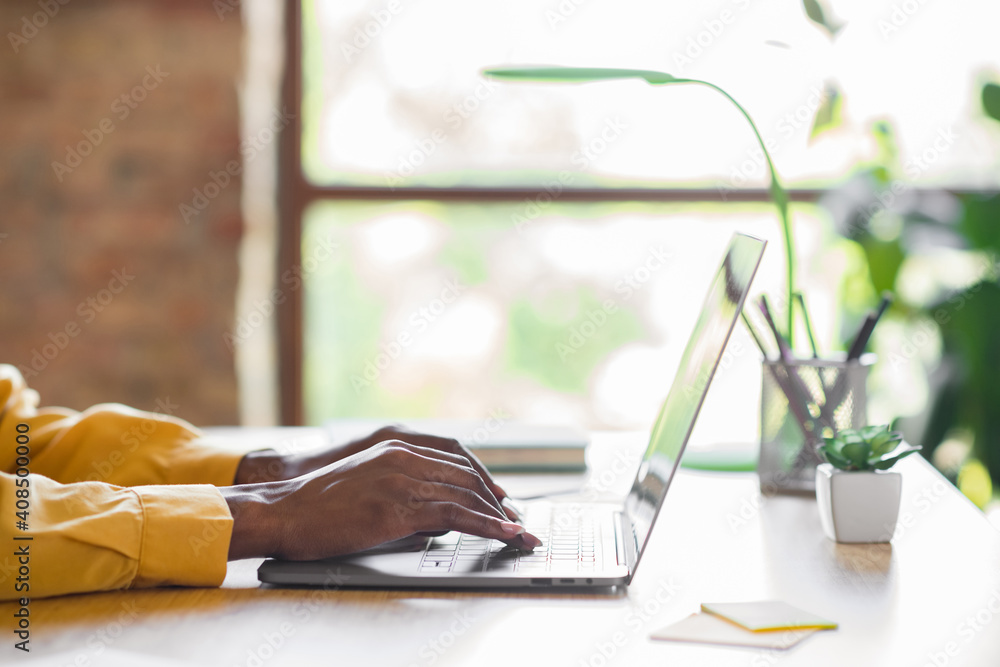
234;450;293;484
234;449;342;484
220;484;283;560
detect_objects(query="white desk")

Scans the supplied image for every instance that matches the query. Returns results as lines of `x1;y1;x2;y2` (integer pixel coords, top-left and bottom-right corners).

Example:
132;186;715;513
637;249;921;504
10;430;1000;666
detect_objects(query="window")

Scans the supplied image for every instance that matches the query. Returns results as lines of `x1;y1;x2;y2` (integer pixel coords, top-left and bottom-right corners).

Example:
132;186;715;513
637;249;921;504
278;0;1000;448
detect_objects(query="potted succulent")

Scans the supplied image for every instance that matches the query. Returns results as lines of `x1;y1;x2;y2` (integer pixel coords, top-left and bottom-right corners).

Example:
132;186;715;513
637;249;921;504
815;425;921;543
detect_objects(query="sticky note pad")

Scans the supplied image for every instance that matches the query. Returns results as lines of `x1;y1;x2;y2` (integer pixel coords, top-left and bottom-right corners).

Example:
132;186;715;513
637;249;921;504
701;601;838;632
651;613;818;650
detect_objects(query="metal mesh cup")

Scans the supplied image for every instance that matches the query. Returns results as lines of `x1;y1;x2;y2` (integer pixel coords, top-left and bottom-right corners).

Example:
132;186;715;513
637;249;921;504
757;354;874;495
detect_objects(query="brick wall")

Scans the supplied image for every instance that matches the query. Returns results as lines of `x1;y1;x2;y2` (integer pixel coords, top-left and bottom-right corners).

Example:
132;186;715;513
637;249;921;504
0;1;244;425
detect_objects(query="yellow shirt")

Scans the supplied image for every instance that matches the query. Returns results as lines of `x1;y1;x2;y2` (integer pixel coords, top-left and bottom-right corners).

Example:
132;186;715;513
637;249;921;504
0;364;245;600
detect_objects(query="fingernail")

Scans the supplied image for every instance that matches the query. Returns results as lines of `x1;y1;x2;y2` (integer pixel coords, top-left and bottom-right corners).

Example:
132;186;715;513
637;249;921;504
501;498;521;521
520;532;542;549
500;521;525;537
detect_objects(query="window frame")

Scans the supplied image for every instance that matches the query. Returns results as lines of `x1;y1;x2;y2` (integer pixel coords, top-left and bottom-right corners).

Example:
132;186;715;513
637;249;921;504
274;0;980;425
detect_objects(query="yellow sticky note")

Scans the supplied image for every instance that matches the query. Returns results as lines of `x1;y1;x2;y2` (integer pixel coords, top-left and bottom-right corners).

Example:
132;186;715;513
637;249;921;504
651;613;818;650
701;601;838;632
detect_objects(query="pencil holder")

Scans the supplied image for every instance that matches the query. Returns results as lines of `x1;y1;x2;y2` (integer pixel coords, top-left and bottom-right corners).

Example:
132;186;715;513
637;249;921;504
757;355;874;495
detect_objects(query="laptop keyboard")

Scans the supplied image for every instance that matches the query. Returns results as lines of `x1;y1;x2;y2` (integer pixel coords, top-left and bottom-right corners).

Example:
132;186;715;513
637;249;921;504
418;503;604;574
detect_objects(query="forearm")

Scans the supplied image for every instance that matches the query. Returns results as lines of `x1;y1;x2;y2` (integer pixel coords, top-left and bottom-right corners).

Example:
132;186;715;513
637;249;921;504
232;448;346;485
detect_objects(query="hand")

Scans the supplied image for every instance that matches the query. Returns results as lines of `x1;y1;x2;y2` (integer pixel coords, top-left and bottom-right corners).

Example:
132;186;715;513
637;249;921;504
233;424;521;519
222;439;541;561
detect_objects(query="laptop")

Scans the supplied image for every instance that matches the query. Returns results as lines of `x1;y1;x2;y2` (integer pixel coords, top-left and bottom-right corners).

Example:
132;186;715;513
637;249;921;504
258;232;766;590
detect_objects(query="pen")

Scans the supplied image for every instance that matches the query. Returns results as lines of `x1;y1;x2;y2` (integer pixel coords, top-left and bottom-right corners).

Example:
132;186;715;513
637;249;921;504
846;292;892;360
741;310;772;361
796;293;820;359
814;292;894;431
759;296;837;432
758;295;792;361
753;298;825;437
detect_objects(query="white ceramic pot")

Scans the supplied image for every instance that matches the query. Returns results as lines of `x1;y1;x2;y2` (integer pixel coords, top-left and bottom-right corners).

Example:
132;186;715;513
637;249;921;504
815;463;902;543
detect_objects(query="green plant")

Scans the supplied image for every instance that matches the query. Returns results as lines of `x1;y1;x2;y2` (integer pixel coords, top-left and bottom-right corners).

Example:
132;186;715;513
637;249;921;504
818;425;920;471
483;66;800;343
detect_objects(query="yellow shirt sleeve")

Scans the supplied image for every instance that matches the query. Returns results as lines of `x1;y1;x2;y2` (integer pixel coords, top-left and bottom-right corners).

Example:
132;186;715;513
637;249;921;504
1;473;233;600
0;364;243;599
0;364;244;486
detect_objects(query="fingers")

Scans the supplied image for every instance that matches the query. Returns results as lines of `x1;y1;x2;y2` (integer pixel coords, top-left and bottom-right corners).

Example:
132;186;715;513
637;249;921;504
400;473;510;522
383;455;539;547
501;497;522;522
386;441;509;520
441;441;509;502
414;502;542;550
378;426;510;501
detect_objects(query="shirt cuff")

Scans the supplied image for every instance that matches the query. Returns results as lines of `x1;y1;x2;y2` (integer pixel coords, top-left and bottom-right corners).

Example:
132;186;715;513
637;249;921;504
131;484;233;589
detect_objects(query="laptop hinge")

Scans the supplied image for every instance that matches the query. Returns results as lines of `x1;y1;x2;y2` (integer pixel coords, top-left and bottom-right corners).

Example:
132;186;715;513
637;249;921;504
613;511;634;579
618;511;641;583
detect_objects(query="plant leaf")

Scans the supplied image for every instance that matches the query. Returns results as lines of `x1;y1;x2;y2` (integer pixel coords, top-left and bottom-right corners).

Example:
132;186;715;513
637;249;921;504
872;432;904;457
842;441;871;467
983;82;1000;123
483;62;799;342
820;447;852;469
810;82;843;142
874;440;917;461
842;432;864;447
483;66;679;85
860;424;886;441
802;0;843;38
872;448;920;470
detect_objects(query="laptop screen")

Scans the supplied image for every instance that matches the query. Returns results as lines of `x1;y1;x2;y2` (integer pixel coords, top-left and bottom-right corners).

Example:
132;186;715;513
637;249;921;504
624;232;765;572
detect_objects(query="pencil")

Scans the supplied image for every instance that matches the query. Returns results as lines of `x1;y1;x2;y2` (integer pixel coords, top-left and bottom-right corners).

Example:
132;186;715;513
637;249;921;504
846;292;892;360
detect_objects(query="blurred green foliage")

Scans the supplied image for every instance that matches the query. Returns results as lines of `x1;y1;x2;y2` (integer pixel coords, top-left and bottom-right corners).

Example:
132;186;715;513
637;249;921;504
505;289;644;394
822;93;1000;484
